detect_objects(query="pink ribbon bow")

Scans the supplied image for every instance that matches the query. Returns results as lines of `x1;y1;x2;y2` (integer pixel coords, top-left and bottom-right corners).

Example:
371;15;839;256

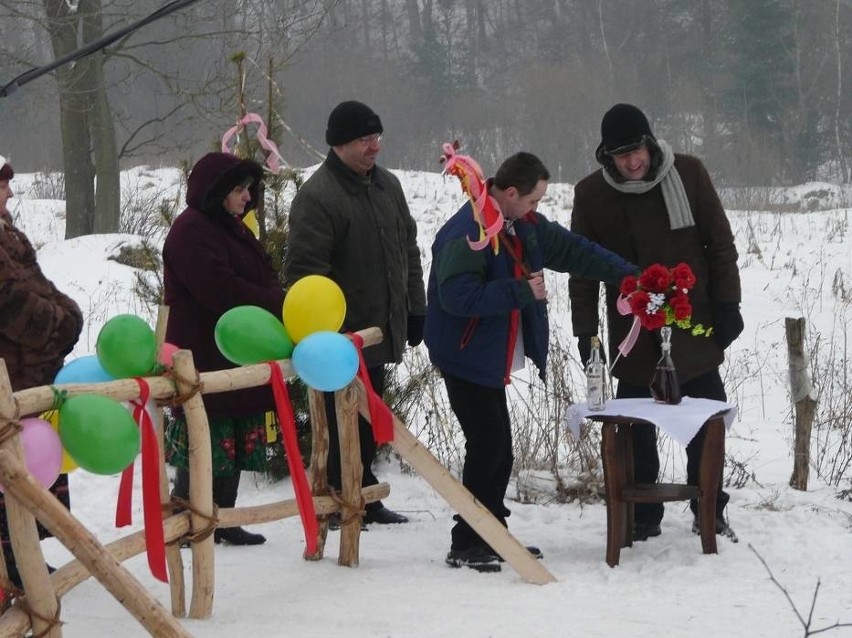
221;113;286;173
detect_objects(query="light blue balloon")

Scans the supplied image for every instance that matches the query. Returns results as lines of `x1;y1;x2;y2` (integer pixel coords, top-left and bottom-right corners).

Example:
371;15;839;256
54;355;116;385
292;331;359;392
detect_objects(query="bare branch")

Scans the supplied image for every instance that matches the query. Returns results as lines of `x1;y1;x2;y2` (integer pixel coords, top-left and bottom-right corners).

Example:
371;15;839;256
749;544;852;636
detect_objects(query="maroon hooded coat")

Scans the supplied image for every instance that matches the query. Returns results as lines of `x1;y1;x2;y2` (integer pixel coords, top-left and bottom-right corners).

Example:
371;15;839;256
162;153;285;417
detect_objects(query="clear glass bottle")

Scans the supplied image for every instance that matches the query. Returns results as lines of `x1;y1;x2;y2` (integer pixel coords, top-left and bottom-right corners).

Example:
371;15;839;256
650;326;682;405
586;336;606;411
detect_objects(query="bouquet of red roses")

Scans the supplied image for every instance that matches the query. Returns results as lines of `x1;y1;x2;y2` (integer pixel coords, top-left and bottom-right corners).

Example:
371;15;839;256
618;262;711;337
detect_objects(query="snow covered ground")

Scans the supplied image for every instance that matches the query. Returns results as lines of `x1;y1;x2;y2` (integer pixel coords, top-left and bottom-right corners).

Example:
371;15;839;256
4;165;852;637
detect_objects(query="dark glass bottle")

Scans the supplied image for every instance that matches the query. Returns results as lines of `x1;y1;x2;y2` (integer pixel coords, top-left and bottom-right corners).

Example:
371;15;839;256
650;326;682;405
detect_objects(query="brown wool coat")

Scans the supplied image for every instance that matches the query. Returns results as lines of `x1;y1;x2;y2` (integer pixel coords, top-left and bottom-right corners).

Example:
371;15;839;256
0;211;83;392
569;154;741;385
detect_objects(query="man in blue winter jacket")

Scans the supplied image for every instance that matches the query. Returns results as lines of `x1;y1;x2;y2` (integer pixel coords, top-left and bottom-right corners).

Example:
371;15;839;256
424;151;637;572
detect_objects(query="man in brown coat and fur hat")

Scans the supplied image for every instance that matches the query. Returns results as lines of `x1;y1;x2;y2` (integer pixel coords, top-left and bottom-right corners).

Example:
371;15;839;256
569;104;743;543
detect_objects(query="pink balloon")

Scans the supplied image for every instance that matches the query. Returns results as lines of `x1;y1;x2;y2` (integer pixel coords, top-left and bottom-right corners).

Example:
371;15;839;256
158;342;179;367
0;418;63;493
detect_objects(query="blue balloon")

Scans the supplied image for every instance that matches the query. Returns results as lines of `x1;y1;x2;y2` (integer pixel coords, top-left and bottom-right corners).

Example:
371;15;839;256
291;331;359;392
54;355;116;385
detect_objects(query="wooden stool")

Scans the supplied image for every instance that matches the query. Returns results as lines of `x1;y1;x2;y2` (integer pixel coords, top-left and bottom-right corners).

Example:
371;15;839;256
589;413;727;567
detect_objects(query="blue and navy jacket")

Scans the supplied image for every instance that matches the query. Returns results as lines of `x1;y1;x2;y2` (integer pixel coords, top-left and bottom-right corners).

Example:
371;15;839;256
424;202;636;388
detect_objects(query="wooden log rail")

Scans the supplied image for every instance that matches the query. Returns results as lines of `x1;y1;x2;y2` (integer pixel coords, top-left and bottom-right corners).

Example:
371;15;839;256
0;329;383;636
0;321;556;638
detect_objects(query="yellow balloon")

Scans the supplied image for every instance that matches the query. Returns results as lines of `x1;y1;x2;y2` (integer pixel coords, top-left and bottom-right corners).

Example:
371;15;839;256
41;410;79;473
282;275;347;343
242;209;260;238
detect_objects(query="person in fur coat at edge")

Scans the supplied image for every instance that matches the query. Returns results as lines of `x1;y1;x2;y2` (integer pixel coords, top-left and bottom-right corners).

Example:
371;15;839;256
163;152;284;546
0;155;83;586
425;152;638;572
569;103;744;543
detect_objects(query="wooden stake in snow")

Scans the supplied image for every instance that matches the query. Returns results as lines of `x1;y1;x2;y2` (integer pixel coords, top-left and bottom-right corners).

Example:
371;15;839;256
786;317;816;491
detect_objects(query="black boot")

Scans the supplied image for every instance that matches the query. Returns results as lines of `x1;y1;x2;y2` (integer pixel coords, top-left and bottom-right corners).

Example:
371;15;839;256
214;527;266;545
212;473;266;546
364;502;409;525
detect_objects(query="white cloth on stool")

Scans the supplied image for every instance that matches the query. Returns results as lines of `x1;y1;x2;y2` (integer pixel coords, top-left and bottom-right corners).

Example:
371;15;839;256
565;397;737;447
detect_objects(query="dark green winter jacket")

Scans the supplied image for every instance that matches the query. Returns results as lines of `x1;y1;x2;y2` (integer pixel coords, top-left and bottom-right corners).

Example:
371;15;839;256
283;151;426;368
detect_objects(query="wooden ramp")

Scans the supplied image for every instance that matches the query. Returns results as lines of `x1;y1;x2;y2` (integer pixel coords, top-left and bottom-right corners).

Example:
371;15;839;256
354;379;557;585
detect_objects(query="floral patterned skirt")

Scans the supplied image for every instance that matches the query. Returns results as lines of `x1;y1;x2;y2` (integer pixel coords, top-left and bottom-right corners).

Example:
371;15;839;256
165;412;269;476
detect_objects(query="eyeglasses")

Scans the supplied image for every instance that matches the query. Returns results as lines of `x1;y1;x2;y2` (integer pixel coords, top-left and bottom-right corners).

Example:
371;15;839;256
356;133;383;146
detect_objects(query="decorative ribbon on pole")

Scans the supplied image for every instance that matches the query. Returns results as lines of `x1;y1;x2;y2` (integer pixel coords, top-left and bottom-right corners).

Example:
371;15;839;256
349;333;394;444
221;112;286;173
440;141;504;254
115;378;167;583
267;363;318;556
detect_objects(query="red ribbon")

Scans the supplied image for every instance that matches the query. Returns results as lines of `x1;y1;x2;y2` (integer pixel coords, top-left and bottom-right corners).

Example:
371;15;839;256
115;378;168;583
268;363;318;555
349;334;394;444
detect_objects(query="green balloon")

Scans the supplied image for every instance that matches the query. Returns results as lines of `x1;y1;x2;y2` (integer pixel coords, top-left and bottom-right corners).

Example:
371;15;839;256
96;314;157;378
59;395;140;475
215;305;294;365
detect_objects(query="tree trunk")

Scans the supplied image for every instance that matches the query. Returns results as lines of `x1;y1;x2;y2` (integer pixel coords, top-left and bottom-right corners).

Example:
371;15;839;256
83;0;120;234
833;0;849;183
42;0;119;238
405;0;423;45
699;0;719;164
785;317;815;491
44;0;97;238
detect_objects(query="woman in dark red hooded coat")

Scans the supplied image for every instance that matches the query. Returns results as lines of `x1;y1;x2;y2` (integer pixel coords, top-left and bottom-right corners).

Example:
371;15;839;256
163;152;284;546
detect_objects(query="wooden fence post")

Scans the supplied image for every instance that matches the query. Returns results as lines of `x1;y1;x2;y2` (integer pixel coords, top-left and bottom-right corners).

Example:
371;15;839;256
786;317;816;491
306;388;330;560
336;384;363;567
154;305;187;617
0;360;61;637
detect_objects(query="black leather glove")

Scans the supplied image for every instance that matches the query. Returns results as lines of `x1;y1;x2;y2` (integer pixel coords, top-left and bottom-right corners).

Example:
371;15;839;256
577;334;605;367
712;303;744;350
407;314;425;347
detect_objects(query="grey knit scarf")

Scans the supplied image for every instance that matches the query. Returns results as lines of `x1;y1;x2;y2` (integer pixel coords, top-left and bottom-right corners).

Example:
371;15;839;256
601;140;694;230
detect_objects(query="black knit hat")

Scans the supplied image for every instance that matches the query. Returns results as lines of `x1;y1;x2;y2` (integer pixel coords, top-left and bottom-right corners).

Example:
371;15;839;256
0;156;13;181
325;100;383;146
595;103;655;161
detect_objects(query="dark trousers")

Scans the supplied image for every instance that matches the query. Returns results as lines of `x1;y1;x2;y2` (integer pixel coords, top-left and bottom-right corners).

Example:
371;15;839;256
443;374;514;551
323;365;384;512
616;369;730;525
173;468;241;509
